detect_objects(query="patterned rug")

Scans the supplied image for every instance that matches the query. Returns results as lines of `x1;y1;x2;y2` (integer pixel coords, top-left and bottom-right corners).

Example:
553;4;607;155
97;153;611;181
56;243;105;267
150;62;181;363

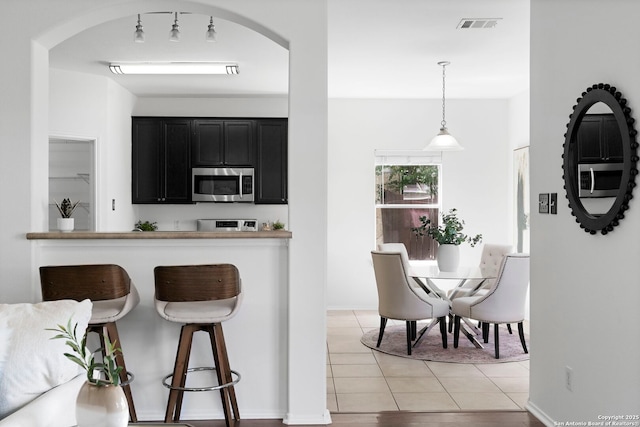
360;322;530;364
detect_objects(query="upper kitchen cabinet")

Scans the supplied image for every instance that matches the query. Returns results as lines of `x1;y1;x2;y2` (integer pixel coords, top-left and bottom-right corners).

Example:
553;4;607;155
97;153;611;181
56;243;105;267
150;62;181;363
192;119;254;166
255;119;288;204
132;118;192;204
576;114;623;163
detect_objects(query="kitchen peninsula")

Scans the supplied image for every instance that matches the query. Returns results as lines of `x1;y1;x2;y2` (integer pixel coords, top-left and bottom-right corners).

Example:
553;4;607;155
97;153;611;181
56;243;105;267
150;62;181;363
26;230;291;420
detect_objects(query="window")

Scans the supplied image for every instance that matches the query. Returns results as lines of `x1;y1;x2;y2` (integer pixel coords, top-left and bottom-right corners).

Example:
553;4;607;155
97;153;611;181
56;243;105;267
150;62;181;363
375;151;442;260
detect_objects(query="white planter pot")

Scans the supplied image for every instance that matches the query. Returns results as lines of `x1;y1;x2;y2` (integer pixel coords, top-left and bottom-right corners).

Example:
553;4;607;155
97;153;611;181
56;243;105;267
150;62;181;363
57;218;74;232
437;244;460;272
76;382;128;427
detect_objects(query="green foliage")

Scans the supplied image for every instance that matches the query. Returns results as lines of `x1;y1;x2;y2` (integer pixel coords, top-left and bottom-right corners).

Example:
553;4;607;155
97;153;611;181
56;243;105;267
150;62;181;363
47;318;123;386
376;165;439;203
135;220;158;231
54;198;80;218
411;208;482;247
272;220;285;230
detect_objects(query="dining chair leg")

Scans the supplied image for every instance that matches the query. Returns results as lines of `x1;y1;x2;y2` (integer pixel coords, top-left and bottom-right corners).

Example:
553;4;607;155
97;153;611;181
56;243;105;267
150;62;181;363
494;324;500;359
448;314;454;333
405;321;412;355
376;317;387;347
410;321;417;340
507;324;513;334
438;317;447;348
482;322;490;343
453;315;461;348
518;322;528;354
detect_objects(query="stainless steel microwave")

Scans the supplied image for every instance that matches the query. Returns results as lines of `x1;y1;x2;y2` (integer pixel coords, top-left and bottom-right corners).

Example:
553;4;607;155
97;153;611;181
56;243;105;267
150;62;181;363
578;163;623;198
192;167;254;202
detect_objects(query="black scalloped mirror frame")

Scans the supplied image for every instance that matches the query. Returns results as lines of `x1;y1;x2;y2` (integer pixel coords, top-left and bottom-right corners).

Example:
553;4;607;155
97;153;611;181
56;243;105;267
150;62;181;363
563;83;638;235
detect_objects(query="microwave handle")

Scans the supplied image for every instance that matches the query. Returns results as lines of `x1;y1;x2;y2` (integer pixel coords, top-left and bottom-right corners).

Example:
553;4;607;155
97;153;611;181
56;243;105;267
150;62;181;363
590;167;595;194
239;172;244;198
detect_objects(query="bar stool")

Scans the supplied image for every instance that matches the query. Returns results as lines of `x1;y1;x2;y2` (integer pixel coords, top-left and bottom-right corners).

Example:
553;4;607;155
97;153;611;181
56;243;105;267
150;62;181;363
39;264;139;422
154;264;242;426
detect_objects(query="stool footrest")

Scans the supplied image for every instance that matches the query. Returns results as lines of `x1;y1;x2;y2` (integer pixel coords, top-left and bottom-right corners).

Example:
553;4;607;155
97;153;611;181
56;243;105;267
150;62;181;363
162;366;241;392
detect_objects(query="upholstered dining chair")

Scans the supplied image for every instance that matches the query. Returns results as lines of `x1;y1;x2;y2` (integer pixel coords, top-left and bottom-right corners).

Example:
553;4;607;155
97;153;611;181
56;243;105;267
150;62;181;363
448;243;513;300
377;243;447;299
371;250;449;355
451;253;530;359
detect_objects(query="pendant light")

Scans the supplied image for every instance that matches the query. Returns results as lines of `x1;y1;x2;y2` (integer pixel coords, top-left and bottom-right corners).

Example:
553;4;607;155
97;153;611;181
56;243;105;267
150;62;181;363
133;14;145;43
424;61;463;151
169;12;180;42
206;16;217;42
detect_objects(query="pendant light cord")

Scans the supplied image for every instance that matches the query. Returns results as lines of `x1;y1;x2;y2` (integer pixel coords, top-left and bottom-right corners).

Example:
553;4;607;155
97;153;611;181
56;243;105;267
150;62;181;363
440;61;448;129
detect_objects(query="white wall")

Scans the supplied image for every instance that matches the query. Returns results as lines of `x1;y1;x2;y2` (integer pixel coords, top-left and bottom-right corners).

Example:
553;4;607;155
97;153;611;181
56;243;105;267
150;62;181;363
1;0;329;423
327;98;512;309
529;0;640;424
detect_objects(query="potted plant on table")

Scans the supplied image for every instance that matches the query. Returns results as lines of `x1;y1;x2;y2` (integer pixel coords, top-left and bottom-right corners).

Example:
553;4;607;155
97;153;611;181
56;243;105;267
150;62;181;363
47;319;129;427
54;198;80;232
411;208;482;271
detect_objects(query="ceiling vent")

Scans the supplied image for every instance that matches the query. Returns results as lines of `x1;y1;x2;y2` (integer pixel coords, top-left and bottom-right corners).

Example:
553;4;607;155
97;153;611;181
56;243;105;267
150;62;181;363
457;18;502;29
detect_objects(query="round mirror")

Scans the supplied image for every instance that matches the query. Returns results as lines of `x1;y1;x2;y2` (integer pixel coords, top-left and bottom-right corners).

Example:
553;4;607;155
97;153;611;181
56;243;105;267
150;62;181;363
563;83;638;235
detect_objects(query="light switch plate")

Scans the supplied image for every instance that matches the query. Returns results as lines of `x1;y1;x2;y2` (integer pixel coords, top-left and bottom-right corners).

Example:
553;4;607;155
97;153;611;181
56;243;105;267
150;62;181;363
550;193;557;214
539;193;549;214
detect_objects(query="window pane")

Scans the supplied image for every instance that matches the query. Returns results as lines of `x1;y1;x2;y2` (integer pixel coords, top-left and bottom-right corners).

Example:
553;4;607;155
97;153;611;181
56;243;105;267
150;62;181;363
375;207;439;260
375;165;439;205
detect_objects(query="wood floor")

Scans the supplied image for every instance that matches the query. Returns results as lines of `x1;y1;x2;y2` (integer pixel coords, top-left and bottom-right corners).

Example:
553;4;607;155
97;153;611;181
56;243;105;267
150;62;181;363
177;411;544;426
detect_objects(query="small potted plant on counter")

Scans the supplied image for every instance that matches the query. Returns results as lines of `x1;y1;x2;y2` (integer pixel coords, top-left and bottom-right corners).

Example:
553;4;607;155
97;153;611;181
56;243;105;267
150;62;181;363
272;220;285;230
412;208;482;271
54;198;80;232
134;220;158;231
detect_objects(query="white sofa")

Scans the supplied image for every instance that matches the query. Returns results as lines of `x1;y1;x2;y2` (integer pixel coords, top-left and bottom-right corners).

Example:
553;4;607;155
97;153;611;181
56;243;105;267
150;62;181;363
0;300;92;427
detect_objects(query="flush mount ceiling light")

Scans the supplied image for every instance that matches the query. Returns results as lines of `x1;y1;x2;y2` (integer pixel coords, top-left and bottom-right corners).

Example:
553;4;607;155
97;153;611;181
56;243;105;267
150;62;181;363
109;62;239;75
133;14;144;43
424;61;463;152
206;16;217;42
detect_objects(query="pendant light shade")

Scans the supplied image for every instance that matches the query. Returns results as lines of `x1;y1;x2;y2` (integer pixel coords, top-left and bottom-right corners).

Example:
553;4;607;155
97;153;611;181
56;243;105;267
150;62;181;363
424;61;463;151
169;12;180;42
206;16;217;42
134;14;145;43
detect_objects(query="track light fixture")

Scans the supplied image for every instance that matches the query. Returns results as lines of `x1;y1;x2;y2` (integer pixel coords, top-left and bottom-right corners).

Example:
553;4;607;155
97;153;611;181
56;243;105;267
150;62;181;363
133;14;144;43
206;16;217;42
169;12;180;42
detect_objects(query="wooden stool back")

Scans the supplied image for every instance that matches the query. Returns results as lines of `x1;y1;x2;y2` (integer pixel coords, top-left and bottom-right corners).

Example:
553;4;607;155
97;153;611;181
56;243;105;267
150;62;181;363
154;264;241;302
40;264;131;302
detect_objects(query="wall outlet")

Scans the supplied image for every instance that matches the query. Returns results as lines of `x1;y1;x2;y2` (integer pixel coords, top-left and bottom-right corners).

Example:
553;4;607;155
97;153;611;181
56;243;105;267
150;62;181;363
539;193;550;213
173;220;180;231
565;366;573;391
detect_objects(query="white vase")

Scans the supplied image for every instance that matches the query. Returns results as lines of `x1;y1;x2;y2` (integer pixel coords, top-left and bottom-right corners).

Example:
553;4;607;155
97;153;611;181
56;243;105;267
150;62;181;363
57;217;74;232
76;382;128;427
437;244;460;272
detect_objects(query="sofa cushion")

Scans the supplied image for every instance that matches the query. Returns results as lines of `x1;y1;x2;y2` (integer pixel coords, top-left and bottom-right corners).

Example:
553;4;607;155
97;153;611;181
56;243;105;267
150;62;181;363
0;299;92;419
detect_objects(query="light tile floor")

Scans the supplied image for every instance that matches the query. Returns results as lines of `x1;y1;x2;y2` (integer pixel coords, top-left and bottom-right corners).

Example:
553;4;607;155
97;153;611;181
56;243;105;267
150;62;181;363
327;310;530;413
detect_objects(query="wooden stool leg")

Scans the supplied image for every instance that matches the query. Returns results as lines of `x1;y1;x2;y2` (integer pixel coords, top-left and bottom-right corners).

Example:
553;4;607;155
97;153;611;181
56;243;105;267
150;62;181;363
209;323;240;426
104;322;137;422
166;324;196;423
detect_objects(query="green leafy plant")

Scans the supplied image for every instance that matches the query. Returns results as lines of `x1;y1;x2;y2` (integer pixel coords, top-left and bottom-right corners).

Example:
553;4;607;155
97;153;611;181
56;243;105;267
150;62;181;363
411;208;482;247
135;220;158;231
47;318;123;386
54;198;80;218
272;220;285;230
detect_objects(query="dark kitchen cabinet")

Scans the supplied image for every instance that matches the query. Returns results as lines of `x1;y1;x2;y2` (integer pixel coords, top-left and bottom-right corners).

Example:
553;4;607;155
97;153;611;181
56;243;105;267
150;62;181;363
132;118;191;204
255;119;288;204
192;120;254;166
576;114;623;163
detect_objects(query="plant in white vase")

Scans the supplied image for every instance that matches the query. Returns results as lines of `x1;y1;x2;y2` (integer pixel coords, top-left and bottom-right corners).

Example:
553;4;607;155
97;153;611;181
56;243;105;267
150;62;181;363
54;198;80;232
47;319;129;427
412;208;482;271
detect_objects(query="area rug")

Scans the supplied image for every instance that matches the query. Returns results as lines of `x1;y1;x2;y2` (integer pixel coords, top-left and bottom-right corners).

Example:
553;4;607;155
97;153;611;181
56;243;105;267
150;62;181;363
360;323;530;364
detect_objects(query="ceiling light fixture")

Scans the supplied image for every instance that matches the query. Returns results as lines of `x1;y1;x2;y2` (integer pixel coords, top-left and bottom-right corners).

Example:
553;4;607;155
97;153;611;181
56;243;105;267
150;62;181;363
206;16;217;42
169;12;180;42
134;14;145;43
424;61;463;152
109;62;239;75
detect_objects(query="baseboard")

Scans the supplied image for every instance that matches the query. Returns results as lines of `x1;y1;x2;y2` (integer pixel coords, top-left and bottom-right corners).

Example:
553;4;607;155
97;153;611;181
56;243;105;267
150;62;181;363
526;399;556;427
283;409;331;425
